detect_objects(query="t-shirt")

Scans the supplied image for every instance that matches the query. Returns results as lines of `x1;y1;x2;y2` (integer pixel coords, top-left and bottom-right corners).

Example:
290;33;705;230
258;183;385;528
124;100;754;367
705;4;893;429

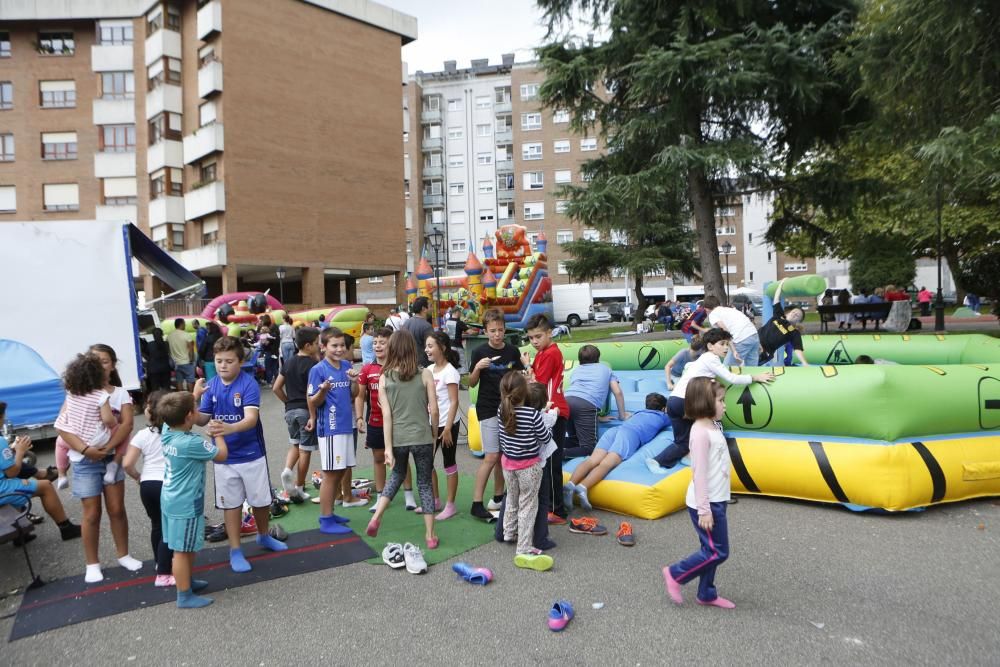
445;318;469;348
565;363;618;409
671;353;752;399
401;316;433;365
307;358;354;437
681;307;707;334
386;314;404;331
166;329;193;366
498;405;550;462
532;344;569;419
196;326;207;350
358;362;383;427
469;343;525;421
279;323;295;345
757;303;803;357
360;334;375;365
197;372;264;464
0;440;17;475
620;409;671;442
160;425;218;519
432;363;461;428
280;354;317;411
107;386;133;421
708;307;757;343
129;427;166;482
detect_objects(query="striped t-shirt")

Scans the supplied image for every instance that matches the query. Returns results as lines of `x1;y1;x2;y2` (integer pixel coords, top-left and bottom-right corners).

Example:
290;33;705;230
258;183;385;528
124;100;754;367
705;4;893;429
55;389;111;462
498;406;551;462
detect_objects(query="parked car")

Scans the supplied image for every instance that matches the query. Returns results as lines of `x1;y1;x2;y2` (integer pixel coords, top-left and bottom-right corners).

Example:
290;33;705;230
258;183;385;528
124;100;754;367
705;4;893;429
595;302;629;322
594;308;613;323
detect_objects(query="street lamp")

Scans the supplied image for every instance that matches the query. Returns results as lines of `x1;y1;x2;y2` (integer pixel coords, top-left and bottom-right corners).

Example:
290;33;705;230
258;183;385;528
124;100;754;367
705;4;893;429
275;266;286;304
424;230;444;329
721;241;732;303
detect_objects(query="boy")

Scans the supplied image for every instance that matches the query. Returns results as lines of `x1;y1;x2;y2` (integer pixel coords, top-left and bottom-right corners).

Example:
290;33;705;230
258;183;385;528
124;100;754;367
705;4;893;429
565;393;670;511
195;336;288;573
563;345;629;459
273;326;320;503
523;313;570;522
360;323;375;365
355;327;397;509
468;308;524;520
758;281;809;367
307;327;361;534
334;332;367;509
702;296;760;367
159;391;228;608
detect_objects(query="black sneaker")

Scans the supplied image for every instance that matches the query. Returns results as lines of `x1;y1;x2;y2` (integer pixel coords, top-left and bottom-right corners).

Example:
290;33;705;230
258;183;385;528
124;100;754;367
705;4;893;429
470;504;492;520
59;522;82;541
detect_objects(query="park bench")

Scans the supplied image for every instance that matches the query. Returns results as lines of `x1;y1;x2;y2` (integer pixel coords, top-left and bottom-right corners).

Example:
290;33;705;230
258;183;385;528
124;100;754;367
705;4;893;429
816;303;893;333
0;495;44;590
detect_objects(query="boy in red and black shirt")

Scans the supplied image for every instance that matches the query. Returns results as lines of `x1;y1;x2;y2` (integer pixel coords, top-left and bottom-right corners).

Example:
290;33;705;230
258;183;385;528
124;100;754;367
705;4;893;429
355;327;392;500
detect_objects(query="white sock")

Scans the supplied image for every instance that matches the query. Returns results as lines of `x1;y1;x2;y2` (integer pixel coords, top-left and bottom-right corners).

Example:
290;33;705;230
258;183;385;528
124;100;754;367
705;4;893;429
56;477;68;490
85;563;104;583
118;554;143;571
103;461;119;484
404;490;416;506
295;485;304;494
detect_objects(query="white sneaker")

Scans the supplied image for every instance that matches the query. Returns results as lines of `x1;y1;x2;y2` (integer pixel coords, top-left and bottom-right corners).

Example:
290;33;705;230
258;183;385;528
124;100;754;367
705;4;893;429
402;542;427;574
486;498;503;512
342;498;368;508
280;468;295;493
381;542;405;569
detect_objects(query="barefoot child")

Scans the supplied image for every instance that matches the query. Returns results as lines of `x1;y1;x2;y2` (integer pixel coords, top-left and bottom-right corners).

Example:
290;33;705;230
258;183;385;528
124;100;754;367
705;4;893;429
663;378;736;609
274;326;320;503
423;332;461;519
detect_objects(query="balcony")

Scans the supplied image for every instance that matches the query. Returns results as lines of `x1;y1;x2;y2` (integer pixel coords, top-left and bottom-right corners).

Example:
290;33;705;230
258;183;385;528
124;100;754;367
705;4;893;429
91;44;133;72
145;83;182;120
495;129;512;143
497;189;515;203
198;60;223;98
422;194;445;208
145;28;181;66
420;109;441;124
93;151;136;178
175;241;227;272
95;204;137;223
149;195;185;227
495;159;513;173
422;164;443;179
185;181;225;220
421;137;442;151
147;139;183;172
494;101;512;113
183;123;224;164
92;98;135;125
197;0;222;41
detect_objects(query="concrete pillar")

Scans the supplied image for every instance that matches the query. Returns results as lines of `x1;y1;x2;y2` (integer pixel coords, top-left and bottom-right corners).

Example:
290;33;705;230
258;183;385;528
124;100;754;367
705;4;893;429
221;265;238;294
302;265;325;308
394;271;404;307
345;279;357;304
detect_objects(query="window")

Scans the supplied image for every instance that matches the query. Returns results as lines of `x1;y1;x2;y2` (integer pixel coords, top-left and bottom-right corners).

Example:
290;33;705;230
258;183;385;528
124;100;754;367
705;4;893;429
404;180;410;198
37;31;74;55
554;169;572;184
479;209;495;223
498;202;514;219
406;239;413;253
0;82;12;110
423;96;440;111
451;211;466;225
198;44;218;67
199;101;217;127
103;177;137;205
749;271;754;282
582;228;600;241
523;201;544;220
0;185;15;212
748;232;753;243
447;154;463;168
447;98;462;112
520;83;539;101
0;134;12;161
424;180;443;196
147;58;181;89
171;224;184;250
451;239;467;253
553;139;570;154
557;261;568;275
522;142;542;160
556;230;573;244
495;86;511;104
527;231;540;246
149;112;182;144
553;109;570;123
448;182;464;195
100;124;136;152
478;180;494;194
767;251;773;263
521;113;542;130
424;124;442;140
0;32;9;57
611;230;628;245
522;172;544;190
447;126;463;140
716;206;736;217
580;137;597;151
495;115;512;132
368;276;384;284
147;10;164;34
426;210;444;226
43;183;79;211
718;245;736;255
166;5;181;31
476;152;492;165
101;71;135;99
475;96;491;109
555;200;569;214
40;80;76;108
198;161;217;186
98;22;134;45
149;167;183;199
41;132;78;160
497;174;514;191
784;263;809;272
715;226;736;236
476;124;491;137
581;171;593;182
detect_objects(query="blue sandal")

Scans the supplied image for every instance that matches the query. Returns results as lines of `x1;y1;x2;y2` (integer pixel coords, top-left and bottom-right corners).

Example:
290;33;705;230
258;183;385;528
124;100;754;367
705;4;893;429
452;562;494;585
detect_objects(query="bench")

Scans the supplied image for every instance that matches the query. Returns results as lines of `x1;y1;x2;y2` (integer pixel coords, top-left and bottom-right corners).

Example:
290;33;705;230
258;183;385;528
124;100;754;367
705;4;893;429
816;303;893;333
0;495;44;590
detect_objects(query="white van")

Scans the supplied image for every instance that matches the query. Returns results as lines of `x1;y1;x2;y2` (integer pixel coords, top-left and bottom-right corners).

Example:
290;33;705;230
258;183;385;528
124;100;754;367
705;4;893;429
552;283;595;327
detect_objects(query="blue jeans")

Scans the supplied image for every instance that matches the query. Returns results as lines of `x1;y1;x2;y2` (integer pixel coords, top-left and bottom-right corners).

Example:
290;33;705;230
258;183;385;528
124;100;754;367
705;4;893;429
653;396;690;467
280;342;296;366
72;455;123;499
725;335;760;367
669;502;730;602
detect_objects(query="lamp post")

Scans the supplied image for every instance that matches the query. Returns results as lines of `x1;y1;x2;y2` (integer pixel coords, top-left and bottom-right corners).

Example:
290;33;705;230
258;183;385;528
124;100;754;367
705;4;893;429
275;266;286;305
934;183;945;332
424;230;444;329
721;241;732;303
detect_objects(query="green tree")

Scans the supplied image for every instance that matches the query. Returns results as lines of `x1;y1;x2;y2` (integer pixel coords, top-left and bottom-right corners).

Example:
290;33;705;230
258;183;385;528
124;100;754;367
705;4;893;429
847;237;916;294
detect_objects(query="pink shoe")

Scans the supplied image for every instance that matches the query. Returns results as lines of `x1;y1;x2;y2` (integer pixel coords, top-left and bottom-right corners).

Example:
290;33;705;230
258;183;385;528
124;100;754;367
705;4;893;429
697;596;736;609
154;574;176;588
435;503;457;521
366;518;380;537
426;536;439;550
662;566;683;605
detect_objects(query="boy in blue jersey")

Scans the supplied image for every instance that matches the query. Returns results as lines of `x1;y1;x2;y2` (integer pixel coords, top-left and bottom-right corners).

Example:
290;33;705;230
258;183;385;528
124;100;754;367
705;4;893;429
159;391;228;608
563;393;670;510
307;327;360;534
194;336;287;573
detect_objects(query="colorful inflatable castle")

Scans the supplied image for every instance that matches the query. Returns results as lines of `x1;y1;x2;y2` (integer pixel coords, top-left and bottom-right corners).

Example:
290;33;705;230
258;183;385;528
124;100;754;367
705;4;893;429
406;223;554;329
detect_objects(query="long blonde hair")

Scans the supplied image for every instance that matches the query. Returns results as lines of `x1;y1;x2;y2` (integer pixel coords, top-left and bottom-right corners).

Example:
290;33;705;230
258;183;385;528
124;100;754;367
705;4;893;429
499;371;529;435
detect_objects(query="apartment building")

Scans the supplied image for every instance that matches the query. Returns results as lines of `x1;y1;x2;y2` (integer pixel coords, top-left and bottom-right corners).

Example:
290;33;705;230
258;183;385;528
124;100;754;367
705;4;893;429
0;0;416;307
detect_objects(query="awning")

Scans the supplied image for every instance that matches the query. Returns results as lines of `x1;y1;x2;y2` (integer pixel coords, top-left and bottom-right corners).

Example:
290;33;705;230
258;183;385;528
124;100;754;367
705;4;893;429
127;223;206;297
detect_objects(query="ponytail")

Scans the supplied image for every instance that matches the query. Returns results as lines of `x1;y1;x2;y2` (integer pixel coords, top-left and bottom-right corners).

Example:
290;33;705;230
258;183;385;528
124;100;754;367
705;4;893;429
428;331;460;369
499;371;528;435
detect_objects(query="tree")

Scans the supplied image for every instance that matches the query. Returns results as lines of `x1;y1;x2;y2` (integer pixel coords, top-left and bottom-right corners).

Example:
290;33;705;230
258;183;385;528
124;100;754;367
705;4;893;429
847;237;916;294
536;0;861;302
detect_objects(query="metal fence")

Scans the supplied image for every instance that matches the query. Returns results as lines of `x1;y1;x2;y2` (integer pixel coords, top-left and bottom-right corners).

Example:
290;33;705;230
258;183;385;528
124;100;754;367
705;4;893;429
150;298;211;320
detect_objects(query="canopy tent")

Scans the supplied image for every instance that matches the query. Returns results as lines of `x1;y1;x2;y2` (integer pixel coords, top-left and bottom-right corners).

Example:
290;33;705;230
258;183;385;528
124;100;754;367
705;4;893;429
0;339;64;428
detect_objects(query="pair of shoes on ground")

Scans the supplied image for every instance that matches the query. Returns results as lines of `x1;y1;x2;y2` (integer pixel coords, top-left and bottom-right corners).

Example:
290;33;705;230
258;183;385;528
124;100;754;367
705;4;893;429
567;517;636;546
382;542;427;574
662;567;736;608
562;483;592;511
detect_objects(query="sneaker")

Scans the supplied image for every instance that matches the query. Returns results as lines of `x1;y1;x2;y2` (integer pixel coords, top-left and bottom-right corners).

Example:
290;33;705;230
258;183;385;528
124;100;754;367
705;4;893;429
311;496;321;504
568;517;607;536
240;514;257;536
562;483;577;510
547;512;567;526
342;497;369;508
547;600;574;631
486;498;503;512
514;550;554;572
311;471;323;489
616;521;636;547
402;542;428;575
382;543;406;569
290;488;311;503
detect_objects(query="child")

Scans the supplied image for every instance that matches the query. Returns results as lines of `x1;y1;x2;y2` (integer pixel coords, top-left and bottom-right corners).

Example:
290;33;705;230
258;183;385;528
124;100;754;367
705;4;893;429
356;327;392;509
523;313;570;522
565;393;670;511
195;336;287;573
307;327;362;534
665;337;706;391
89;344;134;488
468;308;524;520
274;326;320;503
334;332;367;510
366;331;440;550
123;390;174;587
663;377;735;609
360;323;376;365
647;328;772;473
563;345;628;459
498;372;553;571
159;391;229;608
680;303;709;342
703;296;761;367
424;331;461;520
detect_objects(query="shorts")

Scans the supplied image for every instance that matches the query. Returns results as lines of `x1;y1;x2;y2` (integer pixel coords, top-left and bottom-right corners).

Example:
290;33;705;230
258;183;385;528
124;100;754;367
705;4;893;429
434;422;461;469
365;424;385;450
71;456;125;499
0;476;37;508
174;363;195;383
284;408;318;451
479;416;500;455
320;433;356;471
214;457;272;509
595;427;643;460
162;514;205;552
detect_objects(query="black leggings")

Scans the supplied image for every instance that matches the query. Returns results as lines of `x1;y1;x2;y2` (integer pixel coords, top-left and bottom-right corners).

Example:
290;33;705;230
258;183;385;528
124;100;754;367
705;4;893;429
139;480;173;575
382;444;435;513
433;422;461;470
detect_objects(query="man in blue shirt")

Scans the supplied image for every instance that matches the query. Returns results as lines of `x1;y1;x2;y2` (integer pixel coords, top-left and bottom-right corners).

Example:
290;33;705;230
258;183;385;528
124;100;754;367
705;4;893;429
563;345;629;459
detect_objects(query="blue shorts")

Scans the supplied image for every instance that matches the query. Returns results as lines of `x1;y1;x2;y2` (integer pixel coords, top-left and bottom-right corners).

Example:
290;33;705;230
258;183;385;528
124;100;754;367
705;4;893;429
162;513;205;552
0;476;37;508
284;408;318;451
72;456;125;499
175;363;196;383
595;427;643;460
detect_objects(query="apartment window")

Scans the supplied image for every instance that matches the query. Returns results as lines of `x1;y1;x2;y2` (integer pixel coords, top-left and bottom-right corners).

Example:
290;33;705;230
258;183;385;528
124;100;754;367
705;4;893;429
451;239;467;253
149;167;183;199
495;115;512;132
406;239;413;253
424;180;443;196
166;5;181;31
198;161;217;186
553;109;570;123
403;132;409;143
521;113;542;131
553;139;570;154
202;216;219;244
522;142;543;161
148;9;164;34
448;182;464;195
784;263;809;272
475;96;491;109
98;23;134;45
749;271;755;282
767;251;773;263
523;201;545;221
716;226;736;236
0;82;12;110
149;112;182;144
40;80;76;108
520;83;539;101
37;31;74;56
718;245;736;255
716;206;736;217
581;171;593;182
424;124;442;140
0;32;10;58
478;180;494;194
582;229;600;241
555;200;569;214
497;174;514;191
43;183;79;211
103;177;137;205
101;71;135;99
479;209;495;223
447;98;462;112
748;233;753;243
0;185;15;212
422;153;440;170
447;154;463;168
451;211;466;225
476;152;492;165
199;101;217;127
147;58;181;89
368;276;384;284
554;169;572;184
556;230;573;244
495;86;511;104
523;172;544;190
611;230;628;245
580;137;597;151
41;132;78;160
426;210;444;226
423;96;440;111
403;180;410;199
476;124;491;137
171;224;184;250
0;134;12;161
447;126;463;140
100;124;136;152
198;44;218;67
527;231;540;246
498;202;514;220
557;261;569;275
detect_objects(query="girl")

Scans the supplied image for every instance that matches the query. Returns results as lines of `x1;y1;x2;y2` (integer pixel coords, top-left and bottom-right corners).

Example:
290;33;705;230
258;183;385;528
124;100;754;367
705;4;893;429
366;331;440;551
123;390;173;587
422;332;461;521
498;372;553;571
663;377;735;609
91;343;135;486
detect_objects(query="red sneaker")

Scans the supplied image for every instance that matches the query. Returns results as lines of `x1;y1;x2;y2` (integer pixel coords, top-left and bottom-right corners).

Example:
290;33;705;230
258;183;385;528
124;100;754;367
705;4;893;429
240;513;257;536
547;512;567;525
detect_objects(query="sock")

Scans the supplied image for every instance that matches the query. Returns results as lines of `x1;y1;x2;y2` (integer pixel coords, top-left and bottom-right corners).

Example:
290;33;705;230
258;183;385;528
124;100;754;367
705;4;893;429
191;579;209;592
295;485;305;494
230;548;252;572
85;563;103;583
176;589;214;609
404;490;416;507
257;533;289;551
492;494;504;504
118;554;143;571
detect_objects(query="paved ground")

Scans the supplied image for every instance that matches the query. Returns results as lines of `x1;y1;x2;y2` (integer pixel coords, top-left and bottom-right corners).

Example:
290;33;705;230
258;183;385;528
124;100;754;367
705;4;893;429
3;368;999;664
